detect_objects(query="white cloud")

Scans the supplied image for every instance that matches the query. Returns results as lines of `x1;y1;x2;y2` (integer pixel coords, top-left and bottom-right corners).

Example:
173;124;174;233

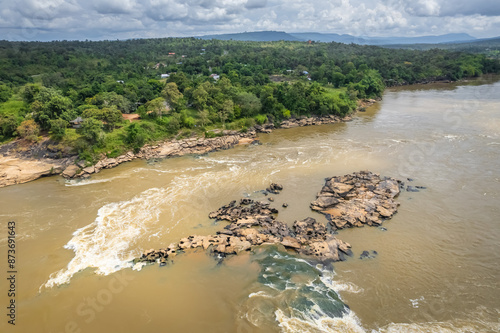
0;0;499;40
403;0;441;17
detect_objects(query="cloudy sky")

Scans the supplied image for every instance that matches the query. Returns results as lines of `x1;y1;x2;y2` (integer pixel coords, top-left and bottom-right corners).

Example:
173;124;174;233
1;0;499;41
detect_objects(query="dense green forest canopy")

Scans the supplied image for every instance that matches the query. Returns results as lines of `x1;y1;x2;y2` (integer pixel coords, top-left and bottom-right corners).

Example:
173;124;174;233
0;38;498;161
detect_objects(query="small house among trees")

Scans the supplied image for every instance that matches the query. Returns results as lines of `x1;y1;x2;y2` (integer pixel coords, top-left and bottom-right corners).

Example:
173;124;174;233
70;116;84;129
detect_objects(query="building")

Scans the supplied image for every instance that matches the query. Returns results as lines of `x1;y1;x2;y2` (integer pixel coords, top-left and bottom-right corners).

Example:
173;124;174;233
161;74;170;79
70;117;84;129
210;74;220;81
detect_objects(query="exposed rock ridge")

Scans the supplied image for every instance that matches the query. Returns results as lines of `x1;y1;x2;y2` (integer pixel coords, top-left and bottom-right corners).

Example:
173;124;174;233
311;170;402;229
135;182;352;267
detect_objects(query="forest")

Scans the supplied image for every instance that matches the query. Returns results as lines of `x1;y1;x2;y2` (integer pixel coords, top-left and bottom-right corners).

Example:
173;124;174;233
0;38;498;161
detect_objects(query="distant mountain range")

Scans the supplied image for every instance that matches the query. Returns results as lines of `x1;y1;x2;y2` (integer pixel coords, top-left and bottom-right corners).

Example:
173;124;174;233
198;31;485;45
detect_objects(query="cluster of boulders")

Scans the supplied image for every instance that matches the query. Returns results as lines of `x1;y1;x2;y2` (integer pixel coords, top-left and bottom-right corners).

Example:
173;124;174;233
136;131;256;160
356;98;380;111
280;115;352;129
135;183;353;266
62;152;135;178
310;171;402;229
135;172;409;267
138;246;177;266
62;132;254;179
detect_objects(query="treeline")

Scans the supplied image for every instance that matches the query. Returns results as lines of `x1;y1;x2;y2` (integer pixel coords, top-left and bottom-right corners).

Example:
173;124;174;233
382;38;500;60
0;38;498;160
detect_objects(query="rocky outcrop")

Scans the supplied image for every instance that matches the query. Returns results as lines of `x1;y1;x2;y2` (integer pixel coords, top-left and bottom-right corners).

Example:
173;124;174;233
0;155;76;188
280;115;352;129
311;171;402;229
357;98;380;111
135;184;352;266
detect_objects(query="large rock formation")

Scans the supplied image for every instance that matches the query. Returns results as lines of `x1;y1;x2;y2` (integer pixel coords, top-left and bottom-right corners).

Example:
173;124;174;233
311;171;402;229
135;183;352;266
0;155;76;188
280;115;352;129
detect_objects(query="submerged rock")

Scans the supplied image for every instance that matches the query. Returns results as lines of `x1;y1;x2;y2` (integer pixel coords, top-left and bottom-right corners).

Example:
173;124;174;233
359;250;378;260
406;186;420;192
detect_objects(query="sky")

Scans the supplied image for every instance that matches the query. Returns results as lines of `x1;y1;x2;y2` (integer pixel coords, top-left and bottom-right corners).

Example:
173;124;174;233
1;0;499;41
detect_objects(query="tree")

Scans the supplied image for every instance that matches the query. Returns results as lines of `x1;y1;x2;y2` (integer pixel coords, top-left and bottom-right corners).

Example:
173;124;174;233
162;82;184;112
145;97;167;118
0;114;20;139
192;85;208;111
331;72;345;88
198;109;211;127
17;119;40;142
80;118;104;145
235;92;261;117
20;84;40;104
0;84;12;103
49;118;68;140
86;92;133;113
101;107;123;130
218;100;234;127
125;123;147;152
30;87;73;130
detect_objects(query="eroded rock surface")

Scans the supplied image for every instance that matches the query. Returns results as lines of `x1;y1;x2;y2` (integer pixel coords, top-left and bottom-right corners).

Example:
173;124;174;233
135;171;405;267
311;171;402;229
135;183;351;266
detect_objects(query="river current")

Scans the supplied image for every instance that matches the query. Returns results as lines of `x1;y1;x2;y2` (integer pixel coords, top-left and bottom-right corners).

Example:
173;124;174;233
1;76;499;332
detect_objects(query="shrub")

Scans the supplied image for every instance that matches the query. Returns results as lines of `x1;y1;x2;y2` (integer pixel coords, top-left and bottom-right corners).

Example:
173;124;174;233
49;118;68;140
0;114;20;139
255;114;267;125
80;118;104;145
17;119;40;142
183;116;196;129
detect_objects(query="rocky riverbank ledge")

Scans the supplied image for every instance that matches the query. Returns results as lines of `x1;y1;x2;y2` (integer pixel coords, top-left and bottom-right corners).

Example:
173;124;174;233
134;171;402;267
62;114;353;179
0;109;366;187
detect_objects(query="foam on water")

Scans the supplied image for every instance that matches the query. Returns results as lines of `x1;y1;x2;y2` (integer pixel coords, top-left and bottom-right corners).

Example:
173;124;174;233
43;187;169;289
276;308;365;333
239;247;367;332
375;319;500;333
318;267;364;294
43;159;251;290
65;177;120;186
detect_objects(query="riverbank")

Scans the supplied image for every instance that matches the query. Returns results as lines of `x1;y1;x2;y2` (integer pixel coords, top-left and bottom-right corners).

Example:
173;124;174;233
0;108;365;188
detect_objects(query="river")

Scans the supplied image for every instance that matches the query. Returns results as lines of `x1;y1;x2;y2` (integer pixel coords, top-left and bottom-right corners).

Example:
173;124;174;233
1;76;499;332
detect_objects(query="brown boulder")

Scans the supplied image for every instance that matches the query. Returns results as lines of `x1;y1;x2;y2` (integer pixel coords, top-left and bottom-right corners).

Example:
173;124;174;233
281;236;301;249
62;165;80;178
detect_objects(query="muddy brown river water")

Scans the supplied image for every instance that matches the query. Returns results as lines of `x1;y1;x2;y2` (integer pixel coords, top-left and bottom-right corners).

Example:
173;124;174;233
1;76;499;332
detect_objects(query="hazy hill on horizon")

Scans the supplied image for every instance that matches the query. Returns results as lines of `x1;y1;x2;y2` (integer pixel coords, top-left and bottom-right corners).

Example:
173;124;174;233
199;31;479;45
